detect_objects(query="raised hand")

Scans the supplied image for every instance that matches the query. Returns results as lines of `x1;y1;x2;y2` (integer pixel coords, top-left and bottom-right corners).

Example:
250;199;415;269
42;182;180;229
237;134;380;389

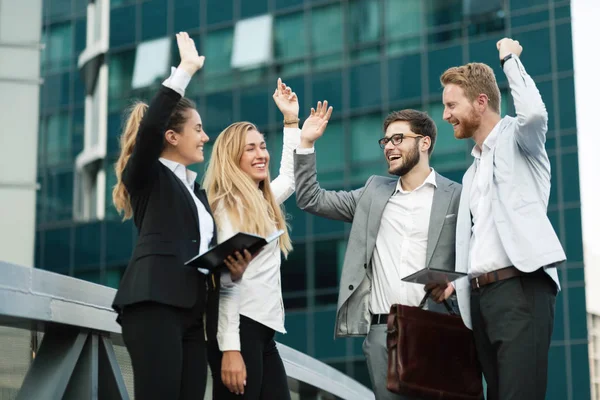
272;78;299;121
497;37;522;60
300;100;333;148
176;32;205;75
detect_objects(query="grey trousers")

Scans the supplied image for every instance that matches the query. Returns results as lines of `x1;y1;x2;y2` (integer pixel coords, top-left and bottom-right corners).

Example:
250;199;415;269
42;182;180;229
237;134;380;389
362;324;424;400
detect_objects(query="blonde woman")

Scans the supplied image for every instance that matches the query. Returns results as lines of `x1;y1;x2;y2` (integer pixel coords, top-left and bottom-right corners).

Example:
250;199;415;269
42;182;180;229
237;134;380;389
204;81;332;399
111;33;251;400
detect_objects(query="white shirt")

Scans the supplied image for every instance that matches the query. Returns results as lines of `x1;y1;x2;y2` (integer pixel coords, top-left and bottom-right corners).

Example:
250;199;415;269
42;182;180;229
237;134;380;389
469;121;512;277
159;66;214;271
369;169;437;314
217;127;300;351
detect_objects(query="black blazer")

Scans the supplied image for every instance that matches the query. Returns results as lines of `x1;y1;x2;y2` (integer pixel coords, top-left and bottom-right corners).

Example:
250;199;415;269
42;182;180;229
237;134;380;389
112;86;220;340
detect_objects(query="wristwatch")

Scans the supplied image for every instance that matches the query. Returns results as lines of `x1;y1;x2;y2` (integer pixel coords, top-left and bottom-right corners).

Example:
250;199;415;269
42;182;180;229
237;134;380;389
500;53;514;69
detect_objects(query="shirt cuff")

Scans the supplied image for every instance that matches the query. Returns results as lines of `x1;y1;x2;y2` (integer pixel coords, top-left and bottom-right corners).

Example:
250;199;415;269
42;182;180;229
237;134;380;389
295;147;315;155
218;332;241;352
162;66;192;97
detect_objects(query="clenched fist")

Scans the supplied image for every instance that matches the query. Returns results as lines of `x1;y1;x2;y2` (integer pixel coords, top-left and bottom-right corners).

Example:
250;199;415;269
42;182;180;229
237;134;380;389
497;38;522;60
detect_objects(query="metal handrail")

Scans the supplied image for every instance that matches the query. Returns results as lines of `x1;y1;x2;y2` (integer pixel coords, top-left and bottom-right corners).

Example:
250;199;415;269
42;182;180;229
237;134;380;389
0;261;374;400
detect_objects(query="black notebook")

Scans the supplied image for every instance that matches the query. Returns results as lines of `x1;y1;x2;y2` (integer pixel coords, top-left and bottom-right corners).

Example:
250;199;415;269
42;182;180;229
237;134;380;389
401;267;467;285
185;230;284;272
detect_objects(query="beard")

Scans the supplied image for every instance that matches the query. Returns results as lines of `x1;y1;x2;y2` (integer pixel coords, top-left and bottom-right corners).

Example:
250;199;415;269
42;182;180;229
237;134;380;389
388;140;420;177
454;107;482;139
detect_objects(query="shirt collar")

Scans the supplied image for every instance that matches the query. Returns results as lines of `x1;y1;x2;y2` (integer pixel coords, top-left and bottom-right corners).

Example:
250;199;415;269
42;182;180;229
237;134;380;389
159;157;198;189
471;119;503;159
396;168;437;194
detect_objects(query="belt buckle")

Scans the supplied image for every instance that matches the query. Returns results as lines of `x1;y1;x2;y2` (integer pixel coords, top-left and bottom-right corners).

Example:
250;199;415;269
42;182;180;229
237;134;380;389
474;277;480;289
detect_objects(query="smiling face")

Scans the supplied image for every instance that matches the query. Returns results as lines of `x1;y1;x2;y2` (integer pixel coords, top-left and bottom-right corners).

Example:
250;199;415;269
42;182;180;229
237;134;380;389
239;129;269;186
383;121;424;176
442;84;482;140
175;109;209;164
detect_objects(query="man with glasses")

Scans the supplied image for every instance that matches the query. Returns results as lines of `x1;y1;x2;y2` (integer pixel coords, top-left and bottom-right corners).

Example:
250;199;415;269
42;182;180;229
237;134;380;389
294;108;461;399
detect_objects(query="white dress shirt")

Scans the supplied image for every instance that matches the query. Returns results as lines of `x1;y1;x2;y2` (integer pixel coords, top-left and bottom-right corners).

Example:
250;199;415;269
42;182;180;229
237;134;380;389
217;127;300;352
159;66;214;270
369;170;437;314
468;122;513;277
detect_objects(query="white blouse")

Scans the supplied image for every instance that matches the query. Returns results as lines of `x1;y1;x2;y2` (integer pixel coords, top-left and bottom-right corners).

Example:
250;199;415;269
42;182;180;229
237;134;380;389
216;127;300;351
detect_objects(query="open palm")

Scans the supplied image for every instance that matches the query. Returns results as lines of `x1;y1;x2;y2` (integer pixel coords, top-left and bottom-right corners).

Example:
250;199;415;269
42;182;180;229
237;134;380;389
301;100;333;143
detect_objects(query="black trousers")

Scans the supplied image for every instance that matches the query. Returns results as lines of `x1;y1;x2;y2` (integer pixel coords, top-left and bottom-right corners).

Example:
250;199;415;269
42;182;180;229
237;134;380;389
120;279;207;400
208;315;290;400
470;269;557;400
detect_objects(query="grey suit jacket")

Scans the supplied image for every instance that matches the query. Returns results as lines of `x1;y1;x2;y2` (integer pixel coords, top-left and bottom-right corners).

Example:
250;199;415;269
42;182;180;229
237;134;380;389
454;56;566;330
294;153;461;338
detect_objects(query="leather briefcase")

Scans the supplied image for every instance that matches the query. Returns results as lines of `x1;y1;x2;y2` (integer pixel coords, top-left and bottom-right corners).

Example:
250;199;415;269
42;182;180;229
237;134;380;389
386;291;483;400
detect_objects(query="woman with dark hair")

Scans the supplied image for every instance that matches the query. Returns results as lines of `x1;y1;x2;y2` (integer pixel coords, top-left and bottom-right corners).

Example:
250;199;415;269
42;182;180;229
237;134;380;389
111;32;251;400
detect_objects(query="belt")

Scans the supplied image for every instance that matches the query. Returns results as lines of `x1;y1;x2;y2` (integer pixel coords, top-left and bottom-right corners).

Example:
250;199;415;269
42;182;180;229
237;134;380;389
471;266;523;290
371;314;388;325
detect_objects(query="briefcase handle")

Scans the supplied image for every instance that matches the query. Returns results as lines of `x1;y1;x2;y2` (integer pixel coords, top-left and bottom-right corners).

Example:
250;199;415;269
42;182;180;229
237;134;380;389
418;289;456;315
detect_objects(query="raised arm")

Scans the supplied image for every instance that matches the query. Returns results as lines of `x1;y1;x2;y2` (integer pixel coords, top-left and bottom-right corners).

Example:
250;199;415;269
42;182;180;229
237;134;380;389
498;38;549;158
122;32;204;192
294;101;365;222
270;78;301;204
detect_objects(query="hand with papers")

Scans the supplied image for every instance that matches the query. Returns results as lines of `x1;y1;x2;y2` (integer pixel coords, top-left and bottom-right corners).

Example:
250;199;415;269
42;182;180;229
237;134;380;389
223;249;252;281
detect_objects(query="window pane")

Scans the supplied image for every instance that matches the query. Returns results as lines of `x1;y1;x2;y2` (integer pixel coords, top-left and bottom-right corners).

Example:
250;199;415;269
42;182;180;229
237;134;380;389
281;242;307;295
141;0;167;41
276;0;303;10
207;0;233;25
314;239;344;290
74;222;102;268
468;37;507;85
47;169;74;221
240;85;269;128
44;23;73;73
559;77;576;130
350;113;382;162
555;23;574;72
316;121;345;173
509;0;548;11
241;0;267;18
42;227;72;274
204;91;234;134
311;4;343;60
275;12;307;74
350;62;381;109
44;72;71;108
385;0;422;55
204;28;234;92
314;310;347;358
110;5;136;47
427;46;461;95
174;0;201;32
72;108;85;158
513;28;551;77
511;9;549;29
349;0;381;45
46;112;71;166
425;0;462;27
108;49;135;111
312;70;343;112
46;0;72;20
388;53;422;104
105;219;135;266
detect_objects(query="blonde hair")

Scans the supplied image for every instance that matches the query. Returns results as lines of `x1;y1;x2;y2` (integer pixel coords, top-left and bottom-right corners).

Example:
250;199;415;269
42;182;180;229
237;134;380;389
440;62;501;114
203;122;292;257
112;97;197;220
112;102;148;220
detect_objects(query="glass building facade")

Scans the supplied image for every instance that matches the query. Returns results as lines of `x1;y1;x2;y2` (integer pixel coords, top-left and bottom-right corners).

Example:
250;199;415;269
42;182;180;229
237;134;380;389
36;0;588;397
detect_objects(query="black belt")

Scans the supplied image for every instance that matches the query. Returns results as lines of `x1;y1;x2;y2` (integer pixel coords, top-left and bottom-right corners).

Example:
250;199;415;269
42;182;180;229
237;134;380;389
371;314;388;325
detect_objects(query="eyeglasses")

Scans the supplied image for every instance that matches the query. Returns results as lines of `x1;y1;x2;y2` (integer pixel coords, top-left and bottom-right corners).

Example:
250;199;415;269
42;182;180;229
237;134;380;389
378;133;424;149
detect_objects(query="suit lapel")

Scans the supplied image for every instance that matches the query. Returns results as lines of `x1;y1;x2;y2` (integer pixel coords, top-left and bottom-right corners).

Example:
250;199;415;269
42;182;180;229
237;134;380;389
366;180;397;259
425;174;453;268
169;170;201;231
194;184;218;247
455;162;476;273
